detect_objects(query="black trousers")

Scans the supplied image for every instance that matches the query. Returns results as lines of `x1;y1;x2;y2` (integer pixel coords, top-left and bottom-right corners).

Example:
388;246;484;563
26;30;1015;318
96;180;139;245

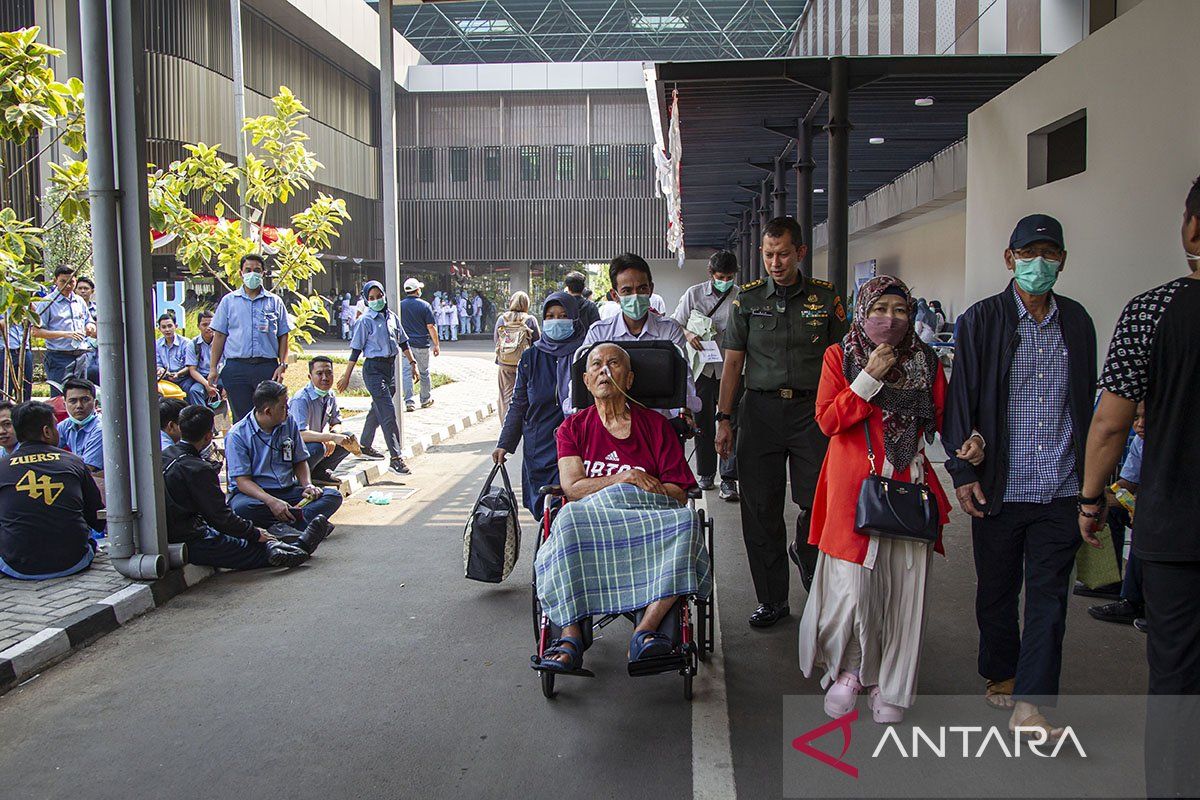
694;373;738;481
971;498;1080;703
185;527;271;570
735;389;826;606
305;441;351;478
1142;559;1200;798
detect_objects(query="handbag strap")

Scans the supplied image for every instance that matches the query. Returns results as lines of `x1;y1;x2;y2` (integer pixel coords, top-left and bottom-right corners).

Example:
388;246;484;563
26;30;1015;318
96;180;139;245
862;421;878;476
703;287;733;319
478;461;515;503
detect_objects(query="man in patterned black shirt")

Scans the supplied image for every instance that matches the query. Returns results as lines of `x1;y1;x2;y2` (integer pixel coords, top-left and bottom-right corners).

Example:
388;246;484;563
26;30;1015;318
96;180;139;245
1079;176;1200;798
944;214;1097;740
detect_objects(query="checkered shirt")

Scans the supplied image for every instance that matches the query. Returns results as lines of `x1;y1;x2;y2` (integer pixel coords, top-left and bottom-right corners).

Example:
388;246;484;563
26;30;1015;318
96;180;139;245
1004;284;1079;503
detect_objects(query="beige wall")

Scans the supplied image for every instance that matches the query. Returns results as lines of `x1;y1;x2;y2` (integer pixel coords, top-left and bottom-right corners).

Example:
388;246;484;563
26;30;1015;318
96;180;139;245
811;204;968;316
647;258;713;316
965;0;1200;354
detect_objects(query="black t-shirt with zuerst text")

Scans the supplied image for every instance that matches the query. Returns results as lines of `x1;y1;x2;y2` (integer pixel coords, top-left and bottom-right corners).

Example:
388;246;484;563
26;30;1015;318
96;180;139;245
0;443;104;575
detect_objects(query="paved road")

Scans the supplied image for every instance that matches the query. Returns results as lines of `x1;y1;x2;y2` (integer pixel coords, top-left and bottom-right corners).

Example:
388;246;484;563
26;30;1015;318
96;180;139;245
0;418;1147;799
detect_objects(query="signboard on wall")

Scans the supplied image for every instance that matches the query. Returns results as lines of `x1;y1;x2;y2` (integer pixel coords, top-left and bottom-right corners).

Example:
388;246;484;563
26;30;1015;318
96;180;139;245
853;259;877;294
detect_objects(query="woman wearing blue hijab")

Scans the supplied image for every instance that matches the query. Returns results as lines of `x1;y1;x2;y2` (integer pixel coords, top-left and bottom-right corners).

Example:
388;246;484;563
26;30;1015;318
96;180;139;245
492;291;586;520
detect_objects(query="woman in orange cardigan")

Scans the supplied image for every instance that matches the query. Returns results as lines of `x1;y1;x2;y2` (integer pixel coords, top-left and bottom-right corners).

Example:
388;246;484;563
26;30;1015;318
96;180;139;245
798;276;970;725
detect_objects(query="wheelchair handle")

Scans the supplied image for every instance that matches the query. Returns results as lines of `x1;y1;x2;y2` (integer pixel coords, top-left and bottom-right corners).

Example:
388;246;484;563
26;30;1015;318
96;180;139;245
538;485;565;497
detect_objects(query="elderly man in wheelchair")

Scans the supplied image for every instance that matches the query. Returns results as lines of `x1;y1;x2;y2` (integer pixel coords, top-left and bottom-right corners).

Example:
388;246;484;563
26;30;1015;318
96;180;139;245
531;342;714;693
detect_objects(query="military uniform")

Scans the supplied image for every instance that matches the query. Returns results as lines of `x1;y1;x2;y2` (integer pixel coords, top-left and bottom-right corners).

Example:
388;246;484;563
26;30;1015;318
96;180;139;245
723;274;848;608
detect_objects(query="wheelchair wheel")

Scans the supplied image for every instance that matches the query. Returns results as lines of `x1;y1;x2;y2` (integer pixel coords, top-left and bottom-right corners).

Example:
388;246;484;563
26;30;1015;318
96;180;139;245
683;669;693;701
541;670;556;699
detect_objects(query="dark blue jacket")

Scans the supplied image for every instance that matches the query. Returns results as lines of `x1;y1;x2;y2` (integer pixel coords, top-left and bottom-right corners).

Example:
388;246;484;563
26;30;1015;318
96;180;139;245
942;281;1096;515
497;346;565;519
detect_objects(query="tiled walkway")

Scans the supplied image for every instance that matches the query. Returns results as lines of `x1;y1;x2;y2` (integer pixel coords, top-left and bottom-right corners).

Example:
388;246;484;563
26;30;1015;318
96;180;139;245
0;344;498;657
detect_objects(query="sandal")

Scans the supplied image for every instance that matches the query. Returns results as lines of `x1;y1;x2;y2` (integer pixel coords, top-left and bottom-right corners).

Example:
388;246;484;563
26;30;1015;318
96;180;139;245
985;678;1015;710
1009;711;1065;742
629;630;673;662
535;636;584;673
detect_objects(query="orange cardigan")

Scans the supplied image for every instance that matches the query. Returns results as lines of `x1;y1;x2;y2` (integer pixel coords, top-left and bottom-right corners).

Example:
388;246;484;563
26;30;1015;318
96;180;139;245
807;344;951;565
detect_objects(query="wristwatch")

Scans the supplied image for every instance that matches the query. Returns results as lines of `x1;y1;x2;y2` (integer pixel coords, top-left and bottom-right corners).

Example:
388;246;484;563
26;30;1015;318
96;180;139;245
1077;491;1104;507
715;411;733;423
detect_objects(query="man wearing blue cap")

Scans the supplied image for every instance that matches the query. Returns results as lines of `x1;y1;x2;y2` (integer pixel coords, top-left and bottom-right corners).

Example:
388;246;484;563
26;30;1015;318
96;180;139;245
943;213;1097;740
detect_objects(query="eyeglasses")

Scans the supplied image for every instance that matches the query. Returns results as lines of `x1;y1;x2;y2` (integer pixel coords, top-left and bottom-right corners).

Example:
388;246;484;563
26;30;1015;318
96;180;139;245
1014;246;1064;261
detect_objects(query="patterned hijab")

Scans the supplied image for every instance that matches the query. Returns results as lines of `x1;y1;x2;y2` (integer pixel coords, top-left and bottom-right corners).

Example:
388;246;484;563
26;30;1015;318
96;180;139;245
841;276;937;470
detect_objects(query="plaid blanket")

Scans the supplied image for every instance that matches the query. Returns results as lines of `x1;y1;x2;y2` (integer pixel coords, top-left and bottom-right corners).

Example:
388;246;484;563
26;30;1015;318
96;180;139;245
534;482;713;627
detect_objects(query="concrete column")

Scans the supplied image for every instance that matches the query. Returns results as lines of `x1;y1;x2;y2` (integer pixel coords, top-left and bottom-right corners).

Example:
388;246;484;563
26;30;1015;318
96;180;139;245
509;263;532;298
826;57;852;298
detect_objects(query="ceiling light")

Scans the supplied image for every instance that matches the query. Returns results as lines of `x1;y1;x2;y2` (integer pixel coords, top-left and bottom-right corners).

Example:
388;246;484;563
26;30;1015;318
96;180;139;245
632;14;687;31
813;188;825;193
914;97;934;107
869;137;885;145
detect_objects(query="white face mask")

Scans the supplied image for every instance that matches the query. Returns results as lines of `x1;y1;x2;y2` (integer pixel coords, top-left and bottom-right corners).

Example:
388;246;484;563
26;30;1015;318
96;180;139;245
1187;252;1200;262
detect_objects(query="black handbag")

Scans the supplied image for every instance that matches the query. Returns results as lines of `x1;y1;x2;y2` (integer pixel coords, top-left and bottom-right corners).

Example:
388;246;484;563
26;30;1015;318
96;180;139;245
463;462;521;583
853;422;939;544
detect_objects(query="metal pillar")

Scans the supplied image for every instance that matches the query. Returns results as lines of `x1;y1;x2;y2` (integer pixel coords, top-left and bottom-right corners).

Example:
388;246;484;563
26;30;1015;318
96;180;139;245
772;155;787;219
795;120;815;276
758;179;770;229
229;0;249;236
826;56;851;299
749;199;762;280
79;0;137;571
379;0;405;450
112;0;168;576
740;209;752;279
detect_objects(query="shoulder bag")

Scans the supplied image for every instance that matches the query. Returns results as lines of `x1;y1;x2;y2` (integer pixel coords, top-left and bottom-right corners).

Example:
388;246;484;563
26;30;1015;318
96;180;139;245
853;421;939;544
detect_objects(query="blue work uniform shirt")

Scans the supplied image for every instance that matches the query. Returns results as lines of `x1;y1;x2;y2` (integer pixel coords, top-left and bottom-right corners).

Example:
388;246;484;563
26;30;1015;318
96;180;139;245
35;291;92;352
159;430;175;451
210;287;293;360
186;335;222;374
4;313;25;350
288;383;342;433
225;411;308;492
155;334;192;373
57;415;104;471
350;308;408;359
399;296;436;348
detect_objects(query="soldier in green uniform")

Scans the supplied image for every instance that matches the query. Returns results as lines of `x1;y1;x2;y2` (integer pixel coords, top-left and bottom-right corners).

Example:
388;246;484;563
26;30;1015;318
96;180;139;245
716;216;849;628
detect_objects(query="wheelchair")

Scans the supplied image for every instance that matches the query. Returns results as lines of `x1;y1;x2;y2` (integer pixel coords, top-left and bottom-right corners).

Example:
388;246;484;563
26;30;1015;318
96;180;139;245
530;340;717;701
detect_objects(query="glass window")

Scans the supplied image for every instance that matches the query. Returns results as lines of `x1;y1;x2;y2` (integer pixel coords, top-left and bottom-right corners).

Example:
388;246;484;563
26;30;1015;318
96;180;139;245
555;146;574;181
590;145;610;181
418;148;435;183
519;146;541;182
626;144;648;180
450;148;469;182
484;147;501;182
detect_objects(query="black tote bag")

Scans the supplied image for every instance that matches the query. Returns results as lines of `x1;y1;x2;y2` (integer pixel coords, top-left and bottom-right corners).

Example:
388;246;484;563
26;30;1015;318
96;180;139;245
464;462;521;582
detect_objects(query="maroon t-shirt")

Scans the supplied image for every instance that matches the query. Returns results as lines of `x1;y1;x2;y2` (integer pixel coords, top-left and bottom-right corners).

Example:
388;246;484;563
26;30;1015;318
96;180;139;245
556;404;696;491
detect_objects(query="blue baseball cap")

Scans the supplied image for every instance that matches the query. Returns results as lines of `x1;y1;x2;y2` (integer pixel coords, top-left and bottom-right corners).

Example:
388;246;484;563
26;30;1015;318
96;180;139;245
1009;214;1065;250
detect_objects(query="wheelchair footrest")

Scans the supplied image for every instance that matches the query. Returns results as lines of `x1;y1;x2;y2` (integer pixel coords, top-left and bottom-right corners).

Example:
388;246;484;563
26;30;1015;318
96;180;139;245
530;663;596;678
627;653;687;677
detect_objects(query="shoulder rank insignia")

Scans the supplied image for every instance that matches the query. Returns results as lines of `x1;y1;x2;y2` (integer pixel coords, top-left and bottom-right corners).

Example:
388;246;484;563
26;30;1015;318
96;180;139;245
809;278;835;290
834;296;847;321
740;278;765;291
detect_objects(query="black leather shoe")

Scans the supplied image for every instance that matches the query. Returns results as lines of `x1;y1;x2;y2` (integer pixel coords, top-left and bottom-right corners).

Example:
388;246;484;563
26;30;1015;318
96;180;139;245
788;539;818;593
311;470;340;487
359;446;386;460
748;603;790;628
297;515;332;555
1088;598;1142;625
697;475;715;491
1073;580;1121;600
266;540;310;568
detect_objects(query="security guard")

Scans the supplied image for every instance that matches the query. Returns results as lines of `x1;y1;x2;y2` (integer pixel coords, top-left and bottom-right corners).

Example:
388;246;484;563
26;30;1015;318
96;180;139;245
716;216;848;628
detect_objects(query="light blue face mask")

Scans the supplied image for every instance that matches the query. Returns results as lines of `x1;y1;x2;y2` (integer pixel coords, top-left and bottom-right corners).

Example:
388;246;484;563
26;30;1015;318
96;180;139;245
713;278;736;293
312;387;331;398
242;271;264;291
367;298;386;312
70;413;96;427
542;318;574;341
618;294;651;320
1013;256;1061;295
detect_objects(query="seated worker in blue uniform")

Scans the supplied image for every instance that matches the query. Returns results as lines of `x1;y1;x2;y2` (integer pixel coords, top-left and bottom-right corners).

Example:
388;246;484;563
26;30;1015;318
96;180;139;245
56;378;104;479
160;397;186;451
185;310;224;406
290;356;354;487
225;380;343;531
0;400;16;459
0;401;104;580
163;406;325;570
155;313;196;399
